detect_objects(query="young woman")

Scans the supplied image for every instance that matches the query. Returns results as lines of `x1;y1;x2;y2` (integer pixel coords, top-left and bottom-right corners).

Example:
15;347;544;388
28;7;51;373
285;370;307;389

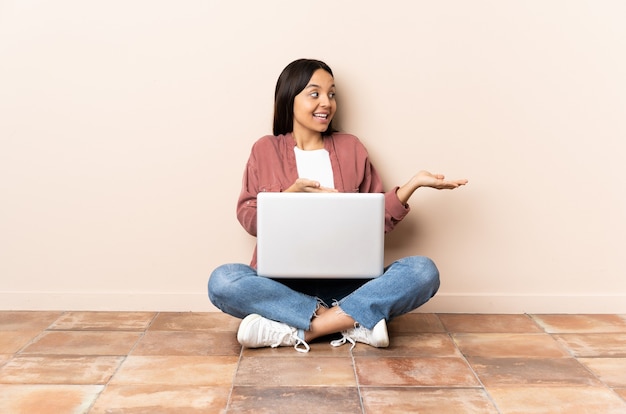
208;58;467;353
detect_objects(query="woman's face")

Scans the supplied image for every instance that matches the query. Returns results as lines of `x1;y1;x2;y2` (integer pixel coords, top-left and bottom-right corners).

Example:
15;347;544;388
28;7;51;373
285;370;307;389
292;69;336;137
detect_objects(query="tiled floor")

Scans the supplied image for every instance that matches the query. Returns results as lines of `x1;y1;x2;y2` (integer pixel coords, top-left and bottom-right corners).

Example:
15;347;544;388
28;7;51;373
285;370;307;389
1;312;626;413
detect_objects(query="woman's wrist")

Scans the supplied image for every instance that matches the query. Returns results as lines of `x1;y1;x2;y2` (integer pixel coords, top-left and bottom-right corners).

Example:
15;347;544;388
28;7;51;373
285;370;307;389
397;175;424;203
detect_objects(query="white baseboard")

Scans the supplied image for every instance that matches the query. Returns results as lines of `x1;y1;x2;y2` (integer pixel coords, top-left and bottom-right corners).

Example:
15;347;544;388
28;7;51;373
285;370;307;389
416;293;626;314
1;291;625;313
0;291;218;312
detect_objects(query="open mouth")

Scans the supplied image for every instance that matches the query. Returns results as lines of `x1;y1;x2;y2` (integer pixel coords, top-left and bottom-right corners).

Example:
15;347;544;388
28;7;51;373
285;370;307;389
314;113;329;120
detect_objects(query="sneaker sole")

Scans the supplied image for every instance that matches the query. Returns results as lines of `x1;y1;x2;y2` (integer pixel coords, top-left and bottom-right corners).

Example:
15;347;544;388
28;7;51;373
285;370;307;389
237;313;262;347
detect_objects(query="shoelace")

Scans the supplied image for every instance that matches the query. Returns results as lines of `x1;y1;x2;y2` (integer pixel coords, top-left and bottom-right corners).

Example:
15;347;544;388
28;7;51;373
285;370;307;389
293;336;311;353
330;322;375;350
266;324;311;353
330;334;357;350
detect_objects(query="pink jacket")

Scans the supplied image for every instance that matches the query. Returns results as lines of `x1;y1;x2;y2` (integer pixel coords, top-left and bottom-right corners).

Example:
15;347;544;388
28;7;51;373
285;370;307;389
237;132;410;268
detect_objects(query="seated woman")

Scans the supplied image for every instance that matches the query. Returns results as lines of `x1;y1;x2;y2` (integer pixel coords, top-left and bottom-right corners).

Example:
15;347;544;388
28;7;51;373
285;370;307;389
208;58;468;352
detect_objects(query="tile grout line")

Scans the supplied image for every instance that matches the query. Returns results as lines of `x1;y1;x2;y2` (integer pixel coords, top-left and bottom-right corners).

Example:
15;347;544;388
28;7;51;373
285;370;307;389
0;312;69;387
552;334;626;400
436;313;503;414
528;313;626;398
85;311;161;413
223;341;245;413
524;313;544;331
351;347;366;414
11;311;69;357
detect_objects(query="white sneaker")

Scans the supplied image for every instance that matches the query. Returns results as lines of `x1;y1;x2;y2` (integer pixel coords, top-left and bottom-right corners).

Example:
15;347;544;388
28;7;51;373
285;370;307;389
237;314;310;353
330;319;389;350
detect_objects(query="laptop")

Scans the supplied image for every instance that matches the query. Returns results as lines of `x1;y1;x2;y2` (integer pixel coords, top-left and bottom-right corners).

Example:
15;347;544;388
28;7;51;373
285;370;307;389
256;192;385;278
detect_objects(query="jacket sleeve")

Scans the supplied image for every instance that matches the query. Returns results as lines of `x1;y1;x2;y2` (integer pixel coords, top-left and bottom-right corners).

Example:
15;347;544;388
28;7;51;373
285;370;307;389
359;155;410;233
236;150;260;237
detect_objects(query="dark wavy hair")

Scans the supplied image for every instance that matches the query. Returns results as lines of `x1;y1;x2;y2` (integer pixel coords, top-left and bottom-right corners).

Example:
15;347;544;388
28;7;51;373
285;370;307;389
273;58;336;136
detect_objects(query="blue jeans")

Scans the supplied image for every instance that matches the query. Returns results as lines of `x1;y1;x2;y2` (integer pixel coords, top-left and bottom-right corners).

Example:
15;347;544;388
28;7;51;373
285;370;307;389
208;256;440;330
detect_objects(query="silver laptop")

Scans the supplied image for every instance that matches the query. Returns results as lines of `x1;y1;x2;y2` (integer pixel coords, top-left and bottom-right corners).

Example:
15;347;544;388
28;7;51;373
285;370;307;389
256;192;385;278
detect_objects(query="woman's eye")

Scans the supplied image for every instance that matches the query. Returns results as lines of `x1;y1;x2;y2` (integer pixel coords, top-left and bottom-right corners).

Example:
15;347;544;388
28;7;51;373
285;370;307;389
309;91;335;99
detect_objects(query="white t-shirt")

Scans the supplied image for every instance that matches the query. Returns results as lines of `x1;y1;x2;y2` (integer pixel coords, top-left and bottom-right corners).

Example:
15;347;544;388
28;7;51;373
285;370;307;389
294;147;335;189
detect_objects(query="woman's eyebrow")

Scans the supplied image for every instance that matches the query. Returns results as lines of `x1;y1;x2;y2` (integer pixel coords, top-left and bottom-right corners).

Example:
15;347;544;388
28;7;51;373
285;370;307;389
305;83;336;89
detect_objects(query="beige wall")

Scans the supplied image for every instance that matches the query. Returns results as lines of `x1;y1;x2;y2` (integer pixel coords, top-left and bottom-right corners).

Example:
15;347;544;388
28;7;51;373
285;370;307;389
1;1;625;312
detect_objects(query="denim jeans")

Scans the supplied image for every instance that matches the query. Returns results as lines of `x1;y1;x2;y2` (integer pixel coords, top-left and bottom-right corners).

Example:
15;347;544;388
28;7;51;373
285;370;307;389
208;256;440;330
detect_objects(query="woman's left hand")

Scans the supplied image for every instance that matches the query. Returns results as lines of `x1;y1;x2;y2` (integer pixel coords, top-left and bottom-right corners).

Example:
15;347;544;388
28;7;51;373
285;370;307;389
413;170;468;190
396;170;468;204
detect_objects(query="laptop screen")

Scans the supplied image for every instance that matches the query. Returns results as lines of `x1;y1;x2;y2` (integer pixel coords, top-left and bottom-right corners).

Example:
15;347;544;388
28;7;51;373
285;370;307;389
256;192;385;278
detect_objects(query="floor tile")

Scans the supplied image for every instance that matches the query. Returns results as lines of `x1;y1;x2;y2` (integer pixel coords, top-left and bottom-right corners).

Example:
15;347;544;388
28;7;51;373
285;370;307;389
89;384;231;414
229;386;362;413
149;312;240;332
0;355;123;385
453;333;570;358
110;355;239;386
0;384;103;414
353;333;461;357
578;358;626;387
361;387;499;414
20;331;142;356
235;356;356;386
132;330;241;356
49;311;156;331
553;333;626;357
487;386;626;414
387;313;446;333
0;330;41;353
468;357;601;387
356;357;479;387
3;311;626;413
438;314;543;333
0;311;62;331
531;314;626;333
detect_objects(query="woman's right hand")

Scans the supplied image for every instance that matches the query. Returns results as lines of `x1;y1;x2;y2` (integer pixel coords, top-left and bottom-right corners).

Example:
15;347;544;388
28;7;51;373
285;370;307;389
285;178;338;193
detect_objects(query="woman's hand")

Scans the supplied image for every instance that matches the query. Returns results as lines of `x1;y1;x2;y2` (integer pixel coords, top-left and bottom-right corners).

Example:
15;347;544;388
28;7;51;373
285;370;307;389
413;171;468;190
397;170;468;204
285;178;338;193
